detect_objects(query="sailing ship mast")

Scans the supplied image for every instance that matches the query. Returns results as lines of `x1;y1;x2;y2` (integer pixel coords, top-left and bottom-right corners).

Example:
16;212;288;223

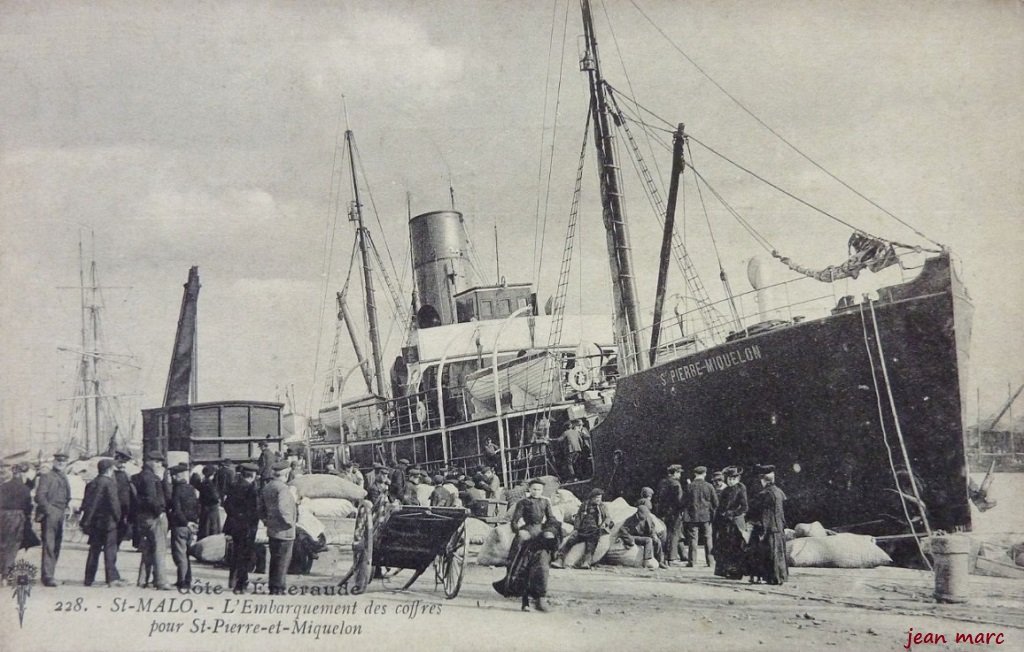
346;129;386;398
580;0;646;374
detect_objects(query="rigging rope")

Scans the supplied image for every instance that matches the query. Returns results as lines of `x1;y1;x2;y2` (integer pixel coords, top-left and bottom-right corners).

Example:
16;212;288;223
684;164;776;253
859;299;933;570
627;0;942;248
531;0;566;291
307;102;348;417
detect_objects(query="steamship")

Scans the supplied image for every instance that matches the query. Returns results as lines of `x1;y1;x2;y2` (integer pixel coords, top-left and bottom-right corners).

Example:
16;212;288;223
315;0;983;561
315;207;615;484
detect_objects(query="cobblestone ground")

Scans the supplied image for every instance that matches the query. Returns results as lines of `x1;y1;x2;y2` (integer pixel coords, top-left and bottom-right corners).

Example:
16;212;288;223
2;538;1021;652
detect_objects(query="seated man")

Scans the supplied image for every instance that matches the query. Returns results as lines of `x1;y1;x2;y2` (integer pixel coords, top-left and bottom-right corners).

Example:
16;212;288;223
554;488;612;569
620;503;668;569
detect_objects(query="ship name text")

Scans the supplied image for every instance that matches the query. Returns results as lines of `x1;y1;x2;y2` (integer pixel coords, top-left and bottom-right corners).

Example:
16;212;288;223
659;345;763;386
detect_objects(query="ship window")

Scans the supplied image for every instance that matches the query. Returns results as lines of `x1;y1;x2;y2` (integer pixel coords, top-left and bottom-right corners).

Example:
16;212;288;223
517;297;528;309
501;299;512;314
481;301;492;318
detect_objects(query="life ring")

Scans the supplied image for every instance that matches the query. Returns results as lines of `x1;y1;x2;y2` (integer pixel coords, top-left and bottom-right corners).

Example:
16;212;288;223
569;368;592;392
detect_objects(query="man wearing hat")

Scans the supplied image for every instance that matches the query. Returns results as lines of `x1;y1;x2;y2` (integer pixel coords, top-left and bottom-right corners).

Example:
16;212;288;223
197;465;221;540
134;451;171;590
0;462;33;583
112;450;135;544
388;458;410;503
748;465;787;585
554;488;612;569
429;474;456;507
681;465;718;568
34;452;72;586
223;462;260;593
215;459;236;504
259;460;297;595
713;466;748;580
654;464;685;564
257;436;277;485
167;463;199;589
81;459;126;587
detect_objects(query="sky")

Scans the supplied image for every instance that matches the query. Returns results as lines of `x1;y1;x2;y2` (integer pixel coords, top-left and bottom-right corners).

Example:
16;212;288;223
1;0;1022;453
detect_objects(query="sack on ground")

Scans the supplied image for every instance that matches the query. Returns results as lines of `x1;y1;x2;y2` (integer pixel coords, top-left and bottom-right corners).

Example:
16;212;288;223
535;475;560;498
465;518;492;546
602;539;646;567
562;533;612;567
787;533;892;568
476;523;515;566
793;521;829;538
303;497;356;519
290;474;367;502
190;533;229;563
416;483;435;505
551;489;581;521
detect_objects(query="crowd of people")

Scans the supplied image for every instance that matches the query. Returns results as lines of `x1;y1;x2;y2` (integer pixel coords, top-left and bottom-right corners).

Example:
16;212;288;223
0;437;306;595
2;445;789;614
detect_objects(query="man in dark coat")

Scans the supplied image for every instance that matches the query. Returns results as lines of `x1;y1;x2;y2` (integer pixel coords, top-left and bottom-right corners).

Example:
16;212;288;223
197;465;221;539
0;463;33;582
81;459;126;587
621;502;667;568
388;458;410;503
429;475;456;507
748;465;788;585
495;478;561;612
215;459;236;504
682;465;718;567
654;464;685;564
560;422;583;480
257;438;277;485
555;488;612;569
112;450;135;544
133;451;171;590
401;469;422;506
223;463;261;594
167;463;199;589
34;452;72;586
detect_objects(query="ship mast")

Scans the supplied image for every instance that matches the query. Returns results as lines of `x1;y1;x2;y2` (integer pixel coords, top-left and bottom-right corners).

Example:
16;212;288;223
346;129;386;398
580;0;646;374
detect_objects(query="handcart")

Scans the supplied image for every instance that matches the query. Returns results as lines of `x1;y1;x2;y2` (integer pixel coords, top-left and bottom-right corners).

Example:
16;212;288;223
338;501;468;599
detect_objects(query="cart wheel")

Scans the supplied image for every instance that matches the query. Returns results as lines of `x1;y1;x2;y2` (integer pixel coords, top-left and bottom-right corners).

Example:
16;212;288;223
441;523;467;599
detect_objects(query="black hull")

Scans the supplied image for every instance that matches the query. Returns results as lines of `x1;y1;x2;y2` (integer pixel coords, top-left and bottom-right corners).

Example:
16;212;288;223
592;254;974;538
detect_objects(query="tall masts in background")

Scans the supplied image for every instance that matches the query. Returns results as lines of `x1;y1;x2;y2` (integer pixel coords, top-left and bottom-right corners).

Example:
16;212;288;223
57;231;139;456
346;129;386;398
580;0;646;375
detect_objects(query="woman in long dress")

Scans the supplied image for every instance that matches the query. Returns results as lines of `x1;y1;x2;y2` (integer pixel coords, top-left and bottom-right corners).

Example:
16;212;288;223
713;466;748;579
493;479;562;612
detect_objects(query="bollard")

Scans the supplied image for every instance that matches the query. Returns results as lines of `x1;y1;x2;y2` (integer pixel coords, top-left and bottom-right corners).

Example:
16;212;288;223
930;534;970;604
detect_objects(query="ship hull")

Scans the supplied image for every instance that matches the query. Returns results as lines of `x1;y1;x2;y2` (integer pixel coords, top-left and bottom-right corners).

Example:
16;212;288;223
592;253;973;539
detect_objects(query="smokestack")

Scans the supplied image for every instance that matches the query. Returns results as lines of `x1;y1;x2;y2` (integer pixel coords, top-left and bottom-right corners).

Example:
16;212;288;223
409;210;478;328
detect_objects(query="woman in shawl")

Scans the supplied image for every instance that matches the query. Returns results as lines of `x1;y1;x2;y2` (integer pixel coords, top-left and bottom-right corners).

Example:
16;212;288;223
713;466;748;579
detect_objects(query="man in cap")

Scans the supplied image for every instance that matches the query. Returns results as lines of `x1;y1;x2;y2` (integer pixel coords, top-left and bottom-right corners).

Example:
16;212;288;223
167;463;199;589
480;465;503;501
34;452;72;586
681;465;718;568
429;474;456;507
259;460;297;595
388;458;410;503
215;459;236;504
81;458;126;587
0;462;33;582
621;501;668;569
560;421;583;480
555;488;612;569
112;450;135;544
223;462;260;593
401;469;423;506
748;465;787;585
257;436;277;485
133;451;171;590
495;478;562;612
654;464;685;564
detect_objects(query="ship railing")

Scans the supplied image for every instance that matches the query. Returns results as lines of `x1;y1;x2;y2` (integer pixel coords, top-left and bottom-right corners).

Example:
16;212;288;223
618;269;883;368
446;441;557;486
